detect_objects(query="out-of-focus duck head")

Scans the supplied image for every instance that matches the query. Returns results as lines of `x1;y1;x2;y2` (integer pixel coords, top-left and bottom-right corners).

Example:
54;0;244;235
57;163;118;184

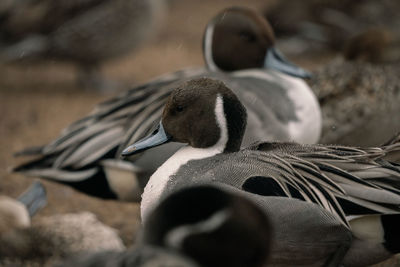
203;7;311;78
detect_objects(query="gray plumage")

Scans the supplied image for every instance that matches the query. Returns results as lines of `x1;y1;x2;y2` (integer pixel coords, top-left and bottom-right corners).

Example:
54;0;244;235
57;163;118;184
13;67;314;199
124;77;400;266
13;7;319;201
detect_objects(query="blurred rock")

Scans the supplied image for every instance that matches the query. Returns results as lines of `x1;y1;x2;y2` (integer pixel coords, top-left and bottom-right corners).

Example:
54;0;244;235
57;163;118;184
0;212;125;266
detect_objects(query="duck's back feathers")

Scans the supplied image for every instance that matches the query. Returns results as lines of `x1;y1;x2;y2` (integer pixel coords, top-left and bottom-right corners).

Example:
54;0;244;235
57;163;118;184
14;67;316;200
167;140;400;227
311;59;400;146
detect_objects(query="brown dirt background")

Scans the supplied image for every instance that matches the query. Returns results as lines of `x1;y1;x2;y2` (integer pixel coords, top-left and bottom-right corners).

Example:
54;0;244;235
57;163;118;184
0;0;398;265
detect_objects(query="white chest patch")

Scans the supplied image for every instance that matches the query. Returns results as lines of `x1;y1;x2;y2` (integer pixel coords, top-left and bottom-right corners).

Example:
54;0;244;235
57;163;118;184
280;72;321;144
141;95;228;222
234;70;321;144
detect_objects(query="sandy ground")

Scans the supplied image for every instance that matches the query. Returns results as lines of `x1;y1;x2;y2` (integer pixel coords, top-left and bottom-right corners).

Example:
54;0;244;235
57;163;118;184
0;0;399;265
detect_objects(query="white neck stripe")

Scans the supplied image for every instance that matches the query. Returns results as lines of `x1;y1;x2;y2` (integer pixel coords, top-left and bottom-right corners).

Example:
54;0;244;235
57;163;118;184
140;95;229;222
164;210;230;249
204;23;220;72
214;94;228;150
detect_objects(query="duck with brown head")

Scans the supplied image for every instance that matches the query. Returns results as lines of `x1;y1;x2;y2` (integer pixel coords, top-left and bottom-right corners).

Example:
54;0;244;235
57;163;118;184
122;77;400;266
14;7;320;203
204;7;311;77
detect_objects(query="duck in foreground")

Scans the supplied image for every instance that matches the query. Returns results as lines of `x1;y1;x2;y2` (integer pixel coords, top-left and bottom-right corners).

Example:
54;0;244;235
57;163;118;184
141;185;272;267
13;7;319;202
57;185;271;267
56;246;200;267
122;77;400;266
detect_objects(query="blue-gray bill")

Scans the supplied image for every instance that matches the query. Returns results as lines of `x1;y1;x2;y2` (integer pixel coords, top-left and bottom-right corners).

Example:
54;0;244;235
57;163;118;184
121;122;171;157
17;181;47;217
264;47;312;78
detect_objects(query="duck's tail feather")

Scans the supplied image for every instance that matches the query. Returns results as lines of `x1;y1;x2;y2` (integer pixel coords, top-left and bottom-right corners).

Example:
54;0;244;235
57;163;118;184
382;131;400;147
12;154;117;199
382;132;400;163
12;157;144;201
13;146;45;157
12;154;56;173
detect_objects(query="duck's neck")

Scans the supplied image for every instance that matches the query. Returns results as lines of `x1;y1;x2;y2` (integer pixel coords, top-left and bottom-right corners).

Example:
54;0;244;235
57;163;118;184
141;96;230;222
203;23;220;72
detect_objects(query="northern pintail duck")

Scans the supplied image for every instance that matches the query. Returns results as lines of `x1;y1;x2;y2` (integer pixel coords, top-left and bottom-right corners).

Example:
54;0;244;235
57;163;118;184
56;185;271;267
310;57;400;146
0;0;165;88
141;185;271;267
122;77;400;266
343;28;400;64
13;7;320;201
0;182;124;266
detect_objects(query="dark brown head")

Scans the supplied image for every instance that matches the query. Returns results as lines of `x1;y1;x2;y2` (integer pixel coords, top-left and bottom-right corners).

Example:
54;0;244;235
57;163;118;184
204;7;275;71
142;185;272;267
162;78;247;152
203;7;311;78
344;28;394;64
121;78;247;157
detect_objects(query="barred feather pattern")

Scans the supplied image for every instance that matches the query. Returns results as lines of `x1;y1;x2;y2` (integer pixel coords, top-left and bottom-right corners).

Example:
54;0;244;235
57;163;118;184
242;141;400;226
13;68;206;177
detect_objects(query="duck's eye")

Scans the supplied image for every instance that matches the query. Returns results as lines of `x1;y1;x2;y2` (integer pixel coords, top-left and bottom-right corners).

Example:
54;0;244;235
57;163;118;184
176;106;184;112
239;31;256;42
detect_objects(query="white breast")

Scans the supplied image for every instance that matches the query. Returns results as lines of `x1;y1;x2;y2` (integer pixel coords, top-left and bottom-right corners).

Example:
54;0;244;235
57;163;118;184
279;72;321;144
140;95;228;222
234;70;321;144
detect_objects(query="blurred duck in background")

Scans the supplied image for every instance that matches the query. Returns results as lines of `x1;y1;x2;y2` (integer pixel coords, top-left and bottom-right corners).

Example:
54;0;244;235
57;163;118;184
309;31;400;146
343;28;400;64
263;0;400;148
265;0;400;60
56;185;272;267
13;7;320;202
0;181;47;235
0;181;124;266
0;0;166;90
